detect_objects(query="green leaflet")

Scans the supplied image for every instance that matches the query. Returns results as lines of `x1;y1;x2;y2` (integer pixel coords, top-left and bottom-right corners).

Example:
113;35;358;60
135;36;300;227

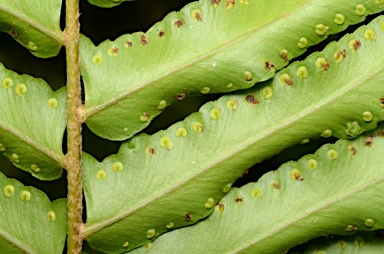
130;125;384;254
86;0;135;8
80;0;384;140
82;16;384;253
0;0;64;58
0;172;67;254
0;63;66;180
303;231;384;253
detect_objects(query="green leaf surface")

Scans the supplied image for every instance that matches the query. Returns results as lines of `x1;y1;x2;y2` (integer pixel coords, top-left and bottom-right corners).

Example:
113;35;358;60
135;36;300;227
80;0;384;140
86;0;134;8
130;125;384;254
82;16;384;253
0;63;66;180
0;0;64;58
0;172;67;254
303;231;384;254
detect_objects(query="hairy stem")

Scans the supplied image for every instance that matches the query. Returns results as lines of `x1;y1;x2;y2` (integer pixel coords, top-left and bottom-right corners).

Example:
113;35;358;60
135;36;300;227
65;0;83;253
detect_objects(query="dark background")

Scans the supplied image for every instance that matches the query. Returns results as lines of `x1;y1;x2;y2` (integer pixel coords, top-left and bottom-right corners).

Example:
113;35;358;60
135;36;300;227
0;0;361;253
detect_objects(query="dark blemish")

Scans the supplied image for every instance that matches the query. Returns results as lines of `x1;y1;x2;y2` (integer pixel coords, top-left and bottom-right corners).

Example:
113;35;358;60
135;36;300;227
216;202;225;212
192;122;204;133
296;176;304;181
355;40;361;49
240;169;249;177
225;0;235;7
265;61;276;71
322;62;330;71
148;147;156;155
334;49;347;62
365;136;373;146
353;40;361;50
380;98;384;105
158;30;165;37
174;19;185;28
245;95;259;104
339;49;346;58
192;10;203;21
349;145;357;155
272;182;281;190
177;93;186;101
144;112;150;117
140;35;148;46
125;40;133;47
210;0;221;4
279;51;289;62
112;47;119;54
185;213;191;222
235;198;243;203
244;71;253;81
10;29;18;38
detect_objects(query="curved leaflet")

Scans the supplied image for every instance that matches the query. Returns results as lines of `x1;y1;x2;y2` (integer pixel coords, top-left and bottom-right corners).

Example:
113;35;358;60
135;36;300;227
131;125;384;253
0;0;64;58
0;172;67;254
83;16;384;253
86;0;134;8
0;63;66;180
80;0;384;140
303;231;384;253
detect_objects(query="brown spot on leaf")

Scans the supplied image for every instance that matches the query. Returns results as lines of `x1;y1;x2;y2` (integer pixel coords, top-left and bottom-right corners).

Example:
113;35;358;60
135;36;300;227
285;79;293;85
279;53;288;62
140;35;148;46
335;49;346;59
365;136;373;146
321;62;330;71
348;145;357;155
210;0;220;4
148;148;155;155
125;40;133;47
225;0;235;7
353;40;361;50
235;197;243;203
192;10;203;21
245;95;259;104
216;202;225;212
265;61;276;71
240;169;249;177
158;30;165;37
174;19;185;28
272;182;281;190
185;213;191;222
177;93;186;101
10;29;18;38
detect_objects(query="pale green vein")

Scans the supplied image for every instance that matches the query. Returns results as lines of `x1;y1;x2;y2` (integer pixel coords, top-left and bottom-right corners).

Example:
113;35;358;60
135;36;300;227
83;1;311;118
0;6;64;45
0;122;66;168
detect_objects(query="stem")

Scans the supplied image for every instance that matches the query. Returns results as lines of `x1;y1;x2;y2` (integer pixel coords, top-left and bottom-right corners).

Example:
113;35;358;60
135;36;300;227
65;0;83;253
